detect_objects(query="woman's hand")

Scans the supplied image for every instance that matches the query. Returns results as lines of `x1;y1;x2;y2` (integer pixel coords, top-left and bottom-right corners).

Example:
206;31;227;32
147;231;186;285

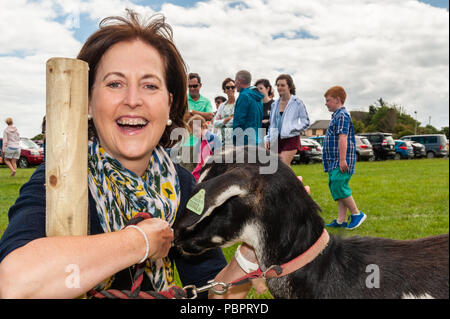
223;115;233;124
134;218;174;260
264;140;270;150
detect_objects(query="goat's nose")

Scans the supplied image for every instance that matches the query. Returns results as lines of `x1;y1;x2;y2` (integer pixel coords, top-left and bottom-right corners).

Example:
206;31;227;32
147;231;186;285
173;227;184;243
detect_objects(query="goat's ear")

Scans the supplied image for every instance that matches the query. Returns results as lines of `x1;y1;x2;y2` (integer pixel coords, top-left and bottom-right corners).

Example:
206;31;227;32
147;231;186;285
175;168;250;230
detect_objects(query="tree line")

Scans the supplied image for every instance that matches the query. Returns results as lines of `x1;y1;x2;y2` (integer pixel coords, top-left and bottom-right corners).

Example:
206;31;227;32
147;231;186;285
350;98;449;139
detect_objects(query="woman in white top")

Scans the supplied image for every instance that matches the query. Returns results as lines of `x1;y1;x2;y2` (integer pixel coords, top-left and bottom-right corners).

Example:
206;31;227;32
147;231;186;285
213;77;236;145
2;117;21;176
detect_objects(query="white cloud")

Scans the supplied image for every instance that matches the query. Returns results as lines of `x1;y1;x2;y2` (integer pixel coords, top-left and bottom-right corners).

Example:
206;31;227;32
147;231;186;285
163;0;449;128
0;0;153;137
0;0;448;139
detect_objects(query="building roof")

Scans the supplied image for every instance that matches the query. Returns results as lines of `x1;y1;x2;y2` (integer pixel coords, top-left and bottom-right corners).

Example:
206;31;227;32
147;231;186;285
309;120;330;129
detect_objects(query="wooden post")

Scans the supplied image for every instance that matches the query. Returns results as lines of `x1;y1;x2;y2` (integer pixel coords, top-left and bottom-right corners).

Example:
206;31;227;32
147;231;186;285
46;58;89;237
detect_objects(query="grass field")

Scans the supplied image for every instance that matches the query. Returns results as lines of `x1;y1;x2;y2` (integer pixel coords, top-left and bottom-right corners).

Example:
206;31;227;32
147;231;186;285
0;158;448;298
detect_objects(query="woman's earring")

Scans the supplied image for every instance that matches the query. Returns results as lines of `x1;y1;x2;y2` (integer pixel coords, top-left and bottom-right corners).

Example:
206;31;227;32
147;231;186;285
167;119;172;126
88;114;92;120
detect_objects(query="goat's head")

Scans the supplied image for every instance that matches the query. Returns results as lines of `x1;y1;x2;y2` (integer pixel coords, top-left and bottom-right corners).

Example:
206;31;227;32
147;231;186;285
173;146;323;263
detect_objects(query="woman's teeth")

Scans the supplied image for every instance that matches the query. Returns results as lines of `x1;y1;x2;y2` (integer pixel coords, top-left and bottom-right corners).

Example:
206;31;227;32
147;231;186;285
117;118;148;126
116;118;149;133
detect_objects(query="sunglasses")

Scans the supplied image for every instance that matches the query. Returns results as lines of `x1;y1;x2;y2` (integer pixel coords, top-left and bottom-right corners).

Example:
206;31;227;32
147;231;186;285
225;86;236;90
189;84;200;89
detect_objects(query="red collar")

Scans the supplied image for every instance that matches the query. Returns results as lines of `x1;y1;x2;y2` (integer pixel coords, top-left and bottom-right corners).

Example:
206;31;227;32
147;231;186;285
230;229;330;285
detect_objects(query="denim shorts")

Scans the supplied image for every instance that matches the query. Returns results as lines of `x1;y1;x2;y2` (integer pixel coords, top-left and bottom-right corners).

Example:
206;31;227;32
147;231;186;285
4;147;21;159
328;168;352;201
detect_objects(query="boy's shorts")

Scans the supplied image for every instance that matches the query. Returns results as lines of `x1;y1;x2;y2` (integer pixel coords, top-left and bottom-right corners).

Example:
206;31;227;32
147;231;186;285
328;168;352;201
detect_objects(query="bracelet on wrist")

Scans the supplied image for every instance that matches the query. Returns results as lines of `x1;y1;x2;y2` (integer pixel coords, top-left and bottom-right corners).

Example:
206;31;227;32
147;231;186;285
126;225;150;264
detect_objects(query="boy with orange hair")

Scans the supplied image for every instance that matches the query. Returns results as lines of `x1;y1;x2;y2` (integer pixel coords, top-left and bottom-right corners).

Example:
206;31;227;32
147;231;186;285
322;86;366;229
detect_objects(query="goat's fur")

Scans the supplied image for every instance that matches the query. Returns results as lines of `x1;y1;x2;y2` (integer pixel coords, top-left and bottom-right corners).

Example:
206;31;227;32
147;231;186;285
174;147;449;299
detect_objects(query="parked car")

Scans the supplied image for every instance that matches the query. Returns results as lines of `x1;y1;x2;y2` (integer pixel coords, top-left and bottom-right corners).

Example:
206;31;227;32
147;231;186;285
410;141;426;158
0;137;44;168
34;139;44;147
309;135;325;146
394;140;414;160
292;138;323;164
357;133;395;160
400;134;448;158
19;138;44;168
355;136;374;161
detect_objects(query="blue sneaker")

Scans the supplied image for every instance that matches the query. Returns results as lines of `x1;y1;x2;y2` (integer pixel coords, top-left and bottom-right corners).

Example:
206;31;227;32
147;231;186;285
347;212;367;230
326;219;348;228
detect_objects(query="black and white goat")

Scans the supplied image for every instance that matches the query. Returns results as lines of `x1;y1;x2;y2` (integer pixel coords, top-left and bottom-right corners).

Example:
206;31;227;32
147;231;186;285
174;147;449;299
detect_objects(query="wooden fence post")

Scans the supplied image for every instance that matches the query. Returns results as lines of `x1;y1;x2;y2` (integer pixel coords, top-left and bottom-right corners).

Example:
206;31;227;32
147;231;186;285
45;58;89;237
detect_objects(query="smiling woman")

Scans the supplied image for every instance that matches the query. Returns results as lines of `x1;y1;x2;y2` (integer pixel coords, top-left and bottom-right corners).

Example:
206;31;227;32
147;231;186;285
87;40;172;175
0;9;234;299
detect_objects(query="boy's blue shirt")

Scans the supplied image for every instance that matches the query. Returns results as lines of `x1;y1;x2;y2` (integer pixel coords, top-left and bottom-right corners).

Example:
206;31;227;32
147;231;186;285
323;107;356;175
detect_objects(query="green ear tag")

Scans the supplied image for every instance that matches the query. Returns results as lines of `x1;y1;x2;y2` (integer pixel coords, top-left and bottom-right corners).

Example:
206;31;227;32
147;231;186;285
186;189;206;215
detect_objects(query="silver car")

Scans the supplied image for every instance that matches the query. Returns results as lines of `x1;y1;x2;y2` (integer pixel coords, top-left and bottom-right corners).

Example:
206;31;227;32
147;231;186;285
292;138;323;164
355;136;374;161
410;141;426;158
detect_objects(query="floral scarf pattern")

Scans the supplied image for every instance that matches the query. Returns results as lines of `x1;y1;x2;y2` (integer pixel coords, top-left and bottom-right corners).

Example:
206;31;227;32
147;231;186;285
88;137;180;291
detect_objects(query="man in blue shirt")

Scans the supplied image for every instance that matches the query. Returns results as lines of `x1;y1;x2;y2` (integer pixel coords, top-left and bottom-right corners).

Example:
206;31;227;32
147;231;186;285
232;70;263;146
322;86;366;230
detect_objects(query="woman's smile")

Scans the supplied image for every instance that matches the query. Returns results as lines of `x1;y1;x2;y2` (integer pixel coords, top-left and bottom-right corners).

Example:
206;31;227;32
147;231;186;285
116;116;149;135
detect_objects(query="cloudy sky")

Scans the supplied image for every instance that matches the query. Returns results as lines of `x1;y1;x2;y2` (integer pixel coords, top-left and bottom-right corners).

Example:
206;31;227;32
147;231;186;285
0;0;448;138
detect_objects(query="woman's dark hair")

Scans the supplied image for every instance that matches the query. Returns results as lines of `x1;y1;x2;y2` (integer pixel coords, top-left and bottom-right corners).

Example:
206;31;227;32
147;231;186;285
275;74;296;95
221;77;235;91
77;9;187;147
254;78;273;97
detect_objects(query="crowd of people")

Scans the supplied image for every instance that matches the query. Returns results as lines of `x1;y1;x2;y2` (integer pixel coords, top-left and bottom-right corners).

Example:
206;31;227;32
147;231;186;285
184;70;311;167
184;67;366;231
0;10;366;299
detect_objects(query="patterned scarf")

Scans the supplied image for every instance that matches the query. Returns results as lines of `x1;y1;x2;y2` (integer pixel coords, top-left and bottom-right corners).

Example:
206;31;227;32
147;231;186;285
87;137;180;292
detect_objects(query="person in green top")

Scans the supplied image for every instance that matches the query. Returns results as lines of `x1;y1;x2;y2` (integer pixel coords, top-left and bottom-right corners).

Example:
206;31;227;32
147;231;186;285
187;73;214;121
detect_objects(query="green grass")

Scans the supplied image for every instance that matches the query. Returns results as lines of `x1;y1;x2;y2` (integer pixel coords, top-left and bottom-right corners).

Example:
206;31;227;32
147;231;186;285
0;168;37;235
0;158;448;299
291;158;449;239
